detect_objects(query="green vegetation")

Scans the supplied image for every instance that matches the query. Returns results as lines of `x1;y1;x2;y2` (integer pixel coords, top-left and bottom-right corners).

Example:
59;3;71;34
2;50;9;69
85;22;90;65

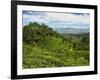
23;22;89;69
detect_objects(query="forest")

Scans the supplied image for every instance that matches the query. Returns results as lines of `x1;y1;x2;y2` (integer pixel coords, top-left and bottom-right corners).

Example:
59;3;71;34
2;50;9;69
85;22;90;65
22;22;89;69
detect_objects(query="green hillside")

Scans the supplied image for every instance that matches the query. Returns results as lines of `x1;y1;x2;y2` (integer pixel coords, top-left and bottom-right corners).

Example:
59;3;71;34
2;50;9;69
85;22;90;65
22;22;89;69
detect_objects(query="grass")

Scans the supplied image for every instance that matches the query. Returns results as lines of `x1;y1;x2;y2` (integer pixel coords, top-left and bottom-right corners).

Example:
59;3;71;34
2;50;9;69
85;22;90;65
22;37;89;69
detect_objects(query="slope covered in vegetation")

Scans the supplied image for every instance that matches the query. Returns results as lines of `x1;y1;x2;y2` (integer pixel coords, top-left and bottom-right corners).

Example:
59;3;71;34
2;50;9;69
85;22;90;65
23;22;89;69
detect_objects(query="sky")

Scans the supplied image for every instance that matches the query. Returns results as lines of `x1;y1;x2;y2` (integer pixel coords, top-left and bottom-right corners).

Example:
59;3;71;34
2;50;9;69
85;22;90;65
22;11;90;29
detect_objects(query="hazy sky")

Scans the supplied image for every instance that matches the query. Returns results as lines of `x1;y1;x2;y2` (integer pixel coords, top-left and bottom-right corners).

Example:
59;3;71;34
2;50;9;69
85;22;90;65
23;11;90;29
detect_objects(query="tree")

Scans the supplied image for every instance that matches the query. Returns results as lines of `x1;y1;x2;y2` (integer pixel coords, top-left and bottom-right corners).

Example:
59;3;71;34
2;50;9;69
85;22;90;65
23;22;57;44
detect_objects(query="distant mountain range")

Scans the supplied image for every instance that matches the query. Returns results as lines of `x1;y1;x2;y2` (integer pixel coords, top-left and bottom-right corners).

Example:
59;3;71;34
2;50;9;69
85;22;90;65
53;28;89;34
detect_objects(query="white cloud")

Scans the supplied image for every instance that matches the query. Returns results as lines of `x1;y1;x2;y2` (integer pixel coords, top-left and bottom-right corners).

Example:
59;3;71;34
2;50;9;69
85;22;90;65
23;11;90;24
45;12;90;24
23;11;90;28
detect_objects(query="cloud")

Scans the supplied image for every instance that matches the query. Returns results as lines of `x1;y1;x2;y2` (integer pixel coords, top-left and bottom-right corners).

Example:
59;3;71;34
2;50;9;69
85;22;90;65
70;13;89;16
23;11;46;16
45;12;90;24
22;11;90;29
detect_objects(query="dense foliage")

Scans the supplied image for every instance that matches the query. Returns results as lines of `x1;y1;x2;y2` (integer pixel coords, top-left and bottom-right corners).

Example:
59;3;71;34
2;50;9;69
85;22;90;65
23;22;89;68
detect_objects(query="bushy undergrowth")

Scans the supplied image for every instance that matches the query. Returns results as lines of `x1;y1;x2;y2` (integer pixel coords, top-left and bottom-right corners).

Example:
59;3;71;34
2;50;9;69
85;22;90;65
22;22;89;69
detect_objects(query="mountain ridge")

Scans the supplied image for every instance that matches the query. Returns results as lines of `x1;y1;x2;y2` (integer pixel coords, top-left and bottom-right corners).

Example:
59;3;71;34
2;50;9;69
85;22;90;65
53;27;89;34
